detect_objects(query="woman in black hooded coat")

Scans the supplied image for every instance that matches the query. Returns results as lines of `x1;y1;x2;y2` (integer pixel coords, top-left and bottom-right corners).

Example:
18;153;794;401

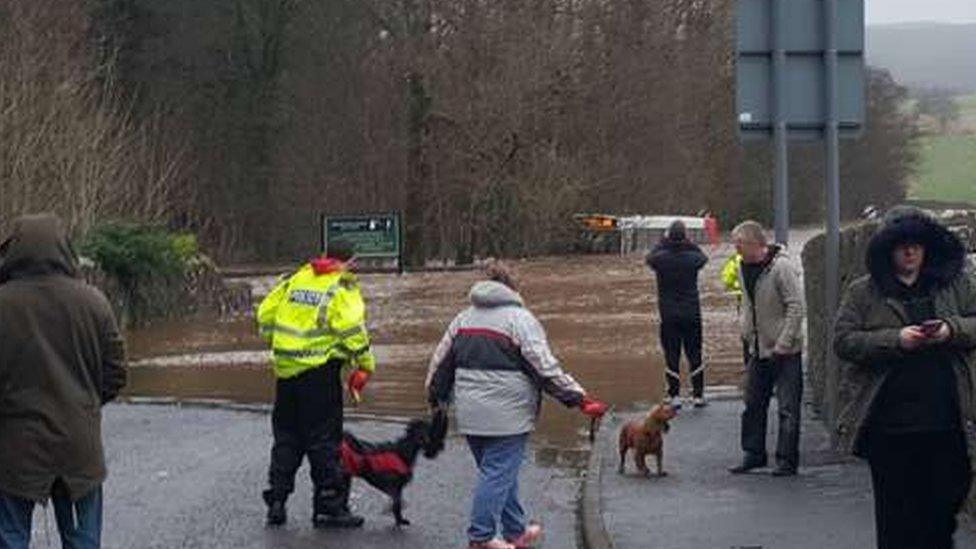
834;206;976;549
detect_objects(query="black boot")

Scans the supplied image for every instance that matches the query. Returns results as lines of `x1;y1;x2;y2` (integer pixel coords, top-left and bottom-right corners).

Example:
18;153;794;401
729;454;768;474
262;490;287;527
313;487;364;529
313;507;365;529
771;464;798;477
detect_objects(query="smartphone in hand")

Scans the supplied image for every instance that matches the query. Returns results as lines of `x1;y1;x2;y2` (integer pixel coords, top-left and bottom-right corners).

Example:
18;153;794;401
919;320;944;337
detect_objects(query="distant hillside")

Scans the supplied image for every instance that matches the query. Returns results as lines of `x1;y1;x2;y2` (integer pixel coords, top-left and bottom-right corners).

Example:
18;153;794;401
867;23;976;92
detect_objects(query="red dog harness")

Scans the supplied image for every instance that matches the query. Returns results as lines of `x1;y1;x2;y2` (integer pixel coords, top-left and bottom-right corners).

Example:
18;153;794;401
340;439;411;477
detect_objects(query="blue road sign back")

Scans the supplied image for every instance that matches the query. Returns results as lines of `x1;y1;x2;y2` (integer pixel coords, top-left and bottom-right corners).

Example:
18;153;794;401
736;0;865;141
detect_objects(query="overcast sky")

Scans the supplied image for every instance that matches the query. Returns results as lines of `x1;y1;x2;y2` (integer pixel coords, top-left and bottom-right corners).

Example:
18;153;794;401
867;0;976;25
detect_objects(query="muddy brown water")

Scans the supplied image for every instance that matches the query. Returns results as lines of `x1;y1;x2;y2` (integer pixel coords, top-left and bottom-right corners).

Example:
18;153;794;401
125;246;749;452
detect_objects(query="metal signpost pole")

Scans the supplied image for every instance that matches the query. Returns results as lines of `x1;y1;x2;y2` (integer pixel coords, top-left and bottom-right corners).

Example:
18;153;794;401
773;0;790;246
825;0;842;322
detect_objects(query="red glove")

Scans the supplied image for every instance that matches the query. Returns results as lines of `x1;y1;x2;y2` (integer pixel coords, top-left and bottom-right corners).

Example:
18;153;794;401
580;396;608;418
347;370;371;402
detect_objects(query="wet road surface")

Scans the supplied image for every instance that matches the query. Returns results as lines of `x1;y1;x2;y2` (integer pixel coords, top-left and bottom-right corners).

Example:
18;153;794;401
28;404;581;548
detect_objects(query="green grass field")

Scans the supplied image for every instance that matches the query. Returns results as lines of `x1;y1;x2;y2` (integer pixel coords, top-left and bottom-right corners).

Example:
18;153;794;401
910;133;976;205
909;94;976;205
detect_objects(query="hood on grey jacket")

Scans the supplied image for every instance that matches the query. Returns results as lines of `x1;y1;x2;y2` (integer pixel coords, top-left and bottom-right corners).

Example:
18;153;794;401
469;280;525;308
866;207;966;297
0;213;79;283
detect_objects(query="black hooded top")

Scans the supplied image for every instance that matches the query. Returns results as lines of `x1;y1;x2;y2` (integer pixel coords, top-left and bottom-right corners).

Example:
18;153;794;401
646;235;708;322
864;207;968;433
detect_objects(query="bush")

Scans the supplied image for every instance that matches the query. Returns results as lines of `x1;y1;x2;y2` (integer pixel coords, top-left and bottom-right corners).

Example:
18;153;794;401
79;222;191;286
171;233;200;263
78;222;209;326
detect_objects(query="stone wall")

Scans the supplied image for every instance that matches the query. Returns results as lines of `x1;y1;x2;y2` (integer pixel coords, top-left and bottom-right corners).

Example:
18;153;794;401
801;222;879;428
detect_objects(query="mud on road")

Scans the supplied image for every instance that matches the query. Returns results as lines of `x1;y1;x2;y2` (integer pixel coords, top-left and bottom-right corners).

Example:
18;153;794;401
125;244;751;450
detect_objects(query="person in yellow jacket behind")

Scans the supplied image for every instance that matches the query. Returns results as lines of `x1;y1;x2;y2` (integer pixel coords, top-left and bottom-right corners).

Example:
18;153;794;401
721;252;743;301
257;240;376;529
722;252;750;368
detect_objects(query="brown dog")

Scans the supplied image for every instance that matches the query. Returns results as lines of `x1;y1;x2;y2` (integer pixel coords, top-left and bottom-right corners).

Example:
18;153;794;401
617;404;677;477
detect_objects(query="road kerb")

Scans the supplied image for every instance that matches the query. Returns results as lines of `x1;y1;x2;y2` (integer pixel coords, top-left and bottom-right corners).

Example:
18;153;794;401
581;438;614;549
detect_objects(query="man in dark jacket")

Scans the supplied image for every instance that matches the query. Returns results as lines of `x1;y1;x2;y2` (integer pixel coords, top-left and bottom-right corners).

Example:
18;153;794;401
834;207;976;549
647;220;709;408
0;214;127;548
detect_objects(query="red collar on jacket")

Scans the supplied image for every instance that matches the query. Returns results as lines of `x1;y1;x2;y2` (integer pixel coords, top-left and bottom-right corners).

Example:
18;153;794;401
310;257;348;275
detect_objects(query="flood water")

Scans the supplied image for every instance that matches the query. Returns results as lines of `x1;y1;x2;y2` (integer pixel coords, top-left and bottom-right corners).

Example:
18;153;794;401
125;245;751;452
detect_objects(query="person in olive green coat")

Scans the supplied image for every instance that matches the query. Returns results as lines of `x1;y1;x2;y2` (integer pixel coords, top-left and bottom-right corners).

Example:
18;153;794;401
834;206;976;549
0;214;127;548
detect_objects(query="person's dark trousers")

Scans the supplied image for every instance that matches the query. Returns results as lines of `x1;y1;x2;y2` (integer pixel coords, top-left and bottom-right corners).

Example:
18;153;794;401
740;353;803;469
0;483;102;549
866;430;971;549
265;361;347;515
660;317;704;398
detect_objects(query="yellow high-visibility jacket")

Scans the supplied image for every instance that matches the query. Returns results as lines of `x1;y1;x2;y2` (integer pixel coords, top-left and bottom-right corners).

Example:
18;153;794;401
721;253;743;298
257;264;376;379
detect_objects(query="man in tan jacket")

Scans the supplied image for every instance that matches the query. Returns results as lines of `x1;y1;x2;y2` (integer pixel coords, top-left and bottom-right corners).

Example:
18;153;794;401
728;221;805;476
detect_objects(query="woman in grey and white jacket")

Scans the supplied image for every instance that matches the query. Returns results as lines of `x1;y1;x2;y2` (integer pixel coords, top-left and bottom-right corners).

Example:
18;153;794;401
426;263;607;549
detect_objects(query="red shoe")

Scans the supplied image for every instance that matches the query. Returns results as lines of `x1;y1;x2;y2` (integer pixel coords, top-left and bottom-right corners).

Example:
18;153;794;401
506;524;543;549
468;540;515;549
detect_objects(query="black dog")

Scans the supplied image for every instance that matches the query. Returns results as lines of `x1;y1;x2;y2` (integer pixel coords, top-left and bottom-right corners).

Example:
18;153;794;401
340;409;448;526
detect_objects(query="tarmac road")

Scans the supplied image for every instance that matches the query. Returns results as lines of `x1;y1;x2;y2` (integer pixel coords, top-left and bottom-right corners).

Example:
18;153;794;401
27;404;583;549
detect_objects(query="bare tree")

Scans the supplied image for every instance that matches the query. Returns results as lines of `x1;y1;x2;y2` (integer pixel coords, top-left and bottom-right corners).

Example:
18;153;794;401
0;0;185;238
2;0;919;262
914;87;961;133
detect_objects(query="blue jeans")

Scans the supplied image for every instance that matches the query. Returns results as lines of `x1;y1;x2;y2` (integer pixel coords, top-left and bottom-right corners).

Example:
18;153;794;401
0;485;102;549
466;434;529;543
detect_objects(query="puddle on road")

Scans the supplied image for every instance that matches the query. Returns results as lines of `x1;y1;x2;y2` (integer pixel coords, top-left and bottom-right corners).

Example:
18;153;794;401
124;247;750;451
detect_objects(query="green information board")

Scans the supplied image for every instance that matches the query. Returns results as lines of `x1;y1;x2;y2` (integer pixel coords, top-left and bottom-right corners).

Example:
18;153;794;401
321;212;402;261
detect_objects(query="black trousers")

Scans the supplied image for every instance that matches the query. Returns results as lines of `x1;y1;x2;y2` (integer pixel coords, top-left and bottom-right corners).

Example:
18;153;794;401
660;317;704;398
866;430;972;549
266;362;348;514
740;353;803;469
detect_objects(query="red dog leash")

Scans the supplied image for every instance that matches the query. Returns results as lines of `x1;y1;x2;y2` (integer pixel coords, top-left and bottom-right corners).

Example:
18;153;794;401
588;406;614;443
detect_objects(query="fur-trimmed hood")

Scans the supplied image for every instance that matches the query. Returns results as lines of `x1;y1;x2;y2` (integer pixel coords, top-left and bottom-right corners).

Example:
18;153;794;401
866;206;966;296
